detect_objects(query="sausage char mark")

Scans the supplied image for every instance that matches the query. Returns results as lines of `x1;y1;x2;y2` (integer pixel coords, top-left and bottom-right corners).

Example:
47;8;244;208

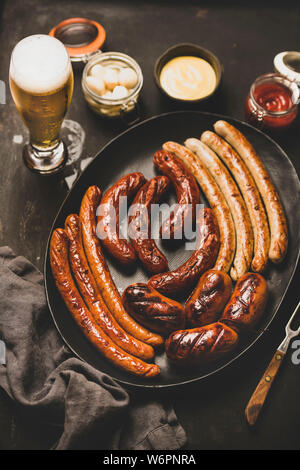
122;283;185;334
221;272;268;330
165;322;239;364
186;269;232;327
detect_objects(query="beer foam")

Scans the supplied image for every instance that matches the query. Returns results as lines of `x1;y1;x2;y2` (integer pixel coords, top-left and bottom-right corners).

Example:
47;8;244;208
10;34;71;94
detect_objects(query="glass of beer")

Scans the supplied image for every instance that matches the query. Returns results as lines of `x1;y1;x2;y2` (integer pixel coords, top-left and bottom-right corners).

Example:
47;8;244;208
9;34;73;174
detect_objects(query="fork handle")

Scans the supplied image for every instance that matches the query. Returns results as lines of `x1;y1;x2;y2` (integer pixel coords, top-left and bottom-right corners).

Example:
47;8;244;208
245;350;285;426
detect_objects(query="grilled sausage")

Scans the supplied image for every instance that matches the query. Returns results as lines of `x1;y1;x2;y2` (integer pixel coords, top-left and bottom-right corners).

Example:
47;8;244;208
148;208;220;297
163;141;235;273
165;322;239;364
166;273;267;366
122;283;185;334
50;228;160;377
97;173;147;266
201;130;270;273
153;150;201;241
65;213;154;361
128;176;170;274
214;120;288;264
79;185;164;347
185;138;253;281
221;272;268;331
185;269;232;327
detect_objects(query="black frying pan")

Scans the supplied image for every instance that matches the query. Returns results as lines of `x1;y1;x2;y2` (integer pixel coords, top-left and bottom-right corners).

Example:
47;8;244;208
44;111;300;388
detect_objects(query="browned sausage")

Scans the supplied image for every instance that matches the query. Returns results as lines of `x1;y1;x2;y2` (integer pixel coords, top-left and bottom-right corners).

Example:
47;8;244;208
163;141;235;274
97;173;147;266
65;214;154;361
79;185;164;347
122;283;185;334
165;322;239;364
185;269;232;327
153;150;200;240
221;272;268;330
165;272;268;366
128;176;170;274
148;208;220;297
214;120;288;264
49;228;160;377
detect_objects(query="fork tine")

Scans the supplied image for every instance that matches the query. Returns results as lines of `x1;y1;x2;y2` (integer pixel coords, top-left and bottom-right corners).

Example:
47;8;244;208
285;301;300;332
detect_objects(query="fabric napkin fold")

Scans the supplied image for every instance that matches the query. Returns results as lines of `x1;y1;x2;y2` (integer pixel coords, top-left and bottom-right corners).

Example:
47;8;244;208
0;246;186;450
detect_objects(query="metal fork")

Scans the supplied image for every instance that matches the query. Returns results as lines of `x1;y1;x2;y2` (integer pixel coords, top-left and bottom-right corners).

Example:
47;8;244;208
245;300;300;426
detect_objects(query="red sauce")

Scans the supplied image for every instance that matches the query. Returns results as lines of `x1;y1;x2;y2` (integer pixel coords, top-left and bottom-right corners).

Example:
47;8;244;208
245;80;298;131
253;82;293;112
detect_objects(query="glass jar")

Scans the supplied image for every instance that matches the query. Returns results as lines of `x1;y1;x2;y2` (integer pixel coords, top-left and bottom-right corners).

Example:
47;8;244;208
82;52;143;122
274;51;300;87
245;73;299;131
49;17;106;63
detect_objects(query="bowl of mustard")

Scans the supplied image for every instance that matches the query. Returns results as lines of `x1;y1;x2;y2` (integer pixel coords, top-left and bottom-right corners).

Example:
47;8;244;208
154;43;222;103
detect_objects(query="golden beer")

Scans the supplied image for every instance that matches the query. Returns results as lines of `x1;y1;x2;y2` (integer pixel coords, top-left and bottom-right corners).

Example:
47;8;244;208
9;35;73;173
10;74;73;149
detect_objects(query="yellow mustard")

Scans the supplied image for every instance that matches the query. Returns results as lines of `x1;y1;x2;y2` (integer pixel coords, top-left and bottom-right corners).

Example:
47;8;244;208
160;56;217;100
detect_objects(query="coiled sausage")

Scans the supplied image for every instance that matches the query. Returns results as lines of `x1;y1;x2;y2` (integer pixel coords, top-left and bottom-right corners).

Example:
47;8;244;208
97;173;146;266
148;208;220;297
153;150;200;241
162;141;235;274
128;176;170;274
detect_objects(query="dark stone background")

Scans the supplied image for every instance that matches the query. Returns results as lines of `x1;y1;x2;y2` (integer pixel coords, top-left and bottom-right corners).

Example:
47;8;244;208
0;0;299;449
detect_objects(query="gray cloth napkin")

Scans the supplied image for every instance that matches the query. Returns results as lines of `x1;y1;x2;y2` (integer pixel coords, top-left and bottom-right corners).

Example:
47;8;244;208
0;246;187;450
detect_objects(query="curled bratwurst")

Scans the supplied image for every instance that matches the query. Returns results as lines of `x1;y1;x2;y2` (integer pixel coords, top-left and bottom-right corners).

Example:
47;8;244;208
148;208;220;297
163;141;235;274
128;176;170;274
153;150;200;241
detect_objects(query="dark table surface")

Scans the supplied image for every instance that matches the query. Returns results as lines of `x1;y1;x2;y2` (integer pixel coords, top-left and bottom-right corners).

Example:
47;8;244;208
0;0;299;450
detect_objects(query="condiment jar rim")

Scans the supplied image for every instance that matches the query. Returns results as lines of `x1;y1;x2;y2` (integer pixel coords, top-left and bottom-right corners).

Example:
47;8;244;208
49;17;106;62
274;51;300;87
82;51;143;105
249;72;299;117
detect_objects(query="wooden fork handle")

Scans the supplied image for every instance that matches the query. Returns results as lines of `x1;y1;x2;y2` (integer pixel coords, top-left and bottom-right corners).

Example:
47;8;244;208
245;350;285;426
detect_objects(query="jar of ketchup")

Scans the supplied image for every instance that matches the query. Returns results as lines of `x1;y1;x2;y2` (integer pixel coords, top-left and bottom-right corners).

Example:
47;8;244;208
245;73;299;131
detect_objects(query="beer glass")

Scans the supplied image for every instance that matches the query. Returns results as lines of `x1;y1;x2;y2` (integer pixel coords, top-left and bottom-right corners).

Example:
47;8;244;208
9;35;73;174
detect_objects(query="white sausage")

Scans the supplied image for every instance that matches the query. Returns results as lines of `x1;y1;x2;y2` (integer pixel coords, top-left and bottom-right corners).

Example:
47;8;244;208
201;130;270;273
214;120;288;263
